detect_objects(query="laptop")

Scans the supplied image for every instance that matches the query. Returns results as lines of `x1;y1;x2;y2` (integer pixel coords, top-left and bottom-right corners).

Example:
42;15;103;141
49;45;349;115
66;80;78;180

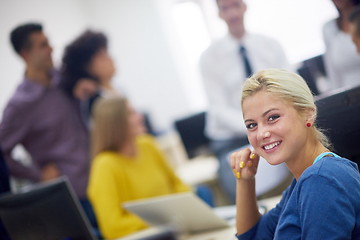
0;177;97;240
123;192;231;234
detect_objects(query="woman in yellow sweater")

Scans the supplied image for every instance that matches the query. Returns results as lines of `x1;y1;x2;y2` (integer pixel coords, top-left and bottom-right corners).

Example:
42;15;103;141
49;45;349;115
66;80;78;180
87;96;191;239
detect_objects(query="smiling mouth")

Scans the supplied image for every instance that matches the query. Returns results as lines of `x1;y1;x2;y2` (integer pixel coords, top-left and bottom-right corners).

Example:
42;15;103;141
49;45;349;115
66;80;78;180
263;141;281;150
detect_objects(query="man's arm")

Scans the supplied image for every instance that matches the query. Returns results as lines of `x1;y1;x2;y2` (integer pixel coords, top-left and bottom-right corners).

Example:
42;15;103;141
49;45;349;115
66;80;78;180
0;101;41;181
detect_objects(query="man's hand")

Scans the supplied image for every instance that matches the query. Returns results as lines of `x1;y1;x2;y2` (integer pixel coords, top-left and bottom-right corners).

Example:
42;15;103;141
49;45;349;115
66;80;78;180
41;163;60;181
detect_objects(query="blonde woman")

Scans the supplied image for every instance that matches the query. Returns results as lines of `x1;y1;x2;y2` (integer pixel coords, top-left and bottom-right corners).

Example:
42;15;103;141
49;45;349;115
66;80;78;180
230;69;360;239
87;97;190;239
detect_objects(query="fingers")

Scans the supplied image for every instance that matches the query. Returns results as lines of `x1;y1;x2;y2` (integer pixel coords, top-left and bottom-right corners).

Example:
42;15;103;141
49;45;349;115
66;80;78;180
230;148;259;180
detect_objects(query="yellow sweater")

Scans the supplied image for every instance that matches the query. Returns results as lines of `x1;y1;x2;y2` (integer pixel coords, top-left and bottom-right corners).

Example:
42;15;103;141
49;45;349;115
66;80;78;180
87;135;191;239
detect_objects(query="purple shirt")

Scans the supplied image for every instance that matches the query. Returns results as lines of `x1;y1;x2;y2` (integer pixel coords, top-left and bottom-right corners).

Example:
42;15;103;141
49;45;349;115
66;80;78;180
0;72;90;198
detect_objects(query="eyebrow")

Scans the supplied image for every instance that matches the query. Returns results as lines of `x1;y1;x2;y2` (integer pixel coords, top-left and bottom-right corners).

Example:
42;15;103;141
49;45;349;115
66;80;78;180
244;108;280;123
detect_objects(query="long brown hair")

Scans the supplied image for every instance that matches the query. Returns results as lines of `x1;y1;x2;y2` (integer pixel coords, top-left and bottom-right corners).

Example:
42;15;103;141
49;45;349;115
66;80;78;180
91;97;129;158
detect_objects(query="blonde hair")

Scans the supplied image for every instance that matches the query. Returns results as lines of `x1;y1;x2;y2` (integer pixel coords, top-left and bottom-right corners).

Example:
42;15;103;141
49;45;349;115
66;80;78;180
91;96;129;158
241;69;331;149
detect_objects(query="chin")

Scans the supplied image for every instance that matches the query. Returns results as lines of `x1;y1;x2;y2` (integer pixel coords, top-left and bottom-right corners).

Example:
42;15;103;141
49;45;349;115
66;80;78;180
261;155;284;166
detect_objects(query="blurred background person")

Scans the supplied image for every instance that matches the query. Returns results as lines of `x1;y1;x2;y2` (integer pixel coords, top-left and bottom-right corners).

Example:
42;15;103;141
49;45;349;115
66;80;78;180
349;6;360;53
199;0;290;203
323;0;360;90
0;22;101;238
87;96;191;239
60;30;117;100
60;29;151;136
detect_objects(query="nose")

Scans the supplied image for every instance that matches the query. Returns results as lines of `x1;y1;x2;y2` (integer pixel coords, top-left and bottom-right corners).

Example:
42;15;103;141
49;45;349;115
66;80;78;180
257;125;271;141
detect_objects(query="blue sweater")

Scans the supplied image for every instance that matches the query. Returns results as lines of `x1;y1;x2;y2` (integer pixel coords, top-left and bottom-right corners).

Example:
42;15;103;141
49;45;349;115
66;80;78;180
237;156;360;240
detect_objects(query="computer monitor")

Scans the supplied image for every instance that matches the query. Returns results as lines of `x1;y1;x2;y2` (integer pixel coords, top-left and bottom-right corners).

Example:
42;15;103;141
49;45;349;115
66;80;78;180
174;111;212;159
315;84;360;167
0;177;97;240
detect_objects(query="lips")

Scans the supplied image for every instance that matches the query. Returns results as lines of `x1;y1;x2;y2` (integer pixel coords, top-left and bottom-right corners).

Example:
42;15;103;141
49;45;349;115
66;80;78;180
263;141;281;150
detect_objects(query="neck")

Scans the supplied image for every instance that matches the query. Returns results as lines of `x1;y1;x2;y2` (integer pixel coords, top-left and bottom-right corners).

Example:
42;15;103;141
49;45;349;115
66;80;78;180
101;81;114;91
230;26;245;40
26;67;51;86
339;8;353;32
286;140;329;180
119;140;137;158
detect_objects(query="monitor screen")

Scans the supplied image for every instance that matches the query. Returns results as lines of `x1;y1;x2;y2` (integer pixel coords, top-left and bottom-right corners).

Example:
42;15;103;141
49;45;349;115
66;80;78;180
0;177;96;240
315;84;360;167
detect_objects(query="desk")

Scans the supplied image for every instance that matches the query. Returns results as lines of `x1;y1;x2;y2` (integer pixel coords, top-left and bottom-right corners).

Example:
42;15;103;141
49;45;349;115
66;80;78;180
117;195;282;240
116;225;237;240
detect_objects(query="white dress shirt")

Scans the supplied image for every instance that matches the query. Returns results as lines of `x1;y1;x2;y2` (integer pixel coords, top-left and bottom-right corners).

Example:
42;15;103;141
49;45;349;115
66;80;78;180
323;19;360;90
199;32;290;140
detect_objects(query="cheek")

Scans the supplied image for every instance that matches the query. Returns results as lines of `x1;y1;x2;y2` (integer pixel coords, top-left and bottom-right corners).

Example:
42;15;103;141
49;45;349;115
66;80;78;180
247;131;258;146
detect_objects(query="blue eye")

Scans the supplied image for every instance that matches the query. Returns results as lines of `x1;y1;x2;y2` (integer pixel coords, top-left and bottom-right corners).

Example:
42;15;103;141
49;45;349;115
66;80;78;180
268;115;280;121
246;122;257;129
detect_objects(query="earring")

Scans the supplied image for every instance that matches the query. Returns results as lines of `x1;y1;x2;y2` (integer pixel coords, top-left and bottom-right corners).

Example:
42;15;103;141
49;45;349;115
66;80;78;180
306;123;312;127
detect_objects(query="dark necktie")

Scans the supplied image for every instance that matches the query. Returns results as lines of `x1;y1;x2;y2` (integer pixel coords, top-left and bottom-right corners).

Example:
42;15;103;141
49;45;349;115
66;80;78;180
239;45;253;78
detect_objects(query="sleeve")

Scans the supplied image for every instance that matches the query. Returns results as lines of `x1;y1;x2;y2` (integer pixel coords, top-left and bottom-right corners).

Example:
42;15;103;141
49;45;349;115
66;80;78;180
87;157;148;239
236;184;293;240
146;135;192;193
298;175;355;239
199;51;247;135
0;101;41;181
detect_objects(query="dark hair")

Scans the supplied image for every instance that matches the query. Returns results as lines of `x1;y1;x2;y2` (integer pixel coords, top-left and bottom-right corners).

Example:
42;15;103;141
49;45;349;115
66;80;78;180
10;23;43;55
60;30;107;97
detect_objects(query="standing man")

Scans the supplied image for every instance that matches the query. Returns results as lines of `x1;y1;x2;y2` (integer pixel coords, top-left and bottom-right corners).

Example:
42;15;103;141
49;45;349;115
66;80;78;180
200;0;290;203
0;23;99;230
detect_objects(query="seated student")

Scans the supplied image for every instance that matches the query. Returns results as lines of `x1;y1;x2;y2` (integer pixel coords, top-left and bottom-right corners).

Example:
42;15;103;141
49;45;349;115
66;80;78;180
87;97;191;239
349;6;360;53
230;69;360;239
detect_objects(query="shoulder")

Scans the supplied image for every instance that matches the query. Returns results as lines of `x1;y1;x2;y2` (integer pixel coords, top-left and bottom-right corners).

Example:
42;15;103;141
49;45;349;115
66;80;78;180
299;157;360;191
6;83;40;108
323;19;339;38
246;33;282;48
200;35;235;61
4;77;57;115
2;83;41;120
136;134;158;149
92;151;123;170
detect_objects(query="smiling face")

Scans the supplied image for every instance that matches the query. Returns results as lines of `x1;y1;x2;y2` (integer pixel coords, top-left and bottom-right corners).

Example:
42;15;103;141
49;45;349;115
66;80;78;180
242;90;310;165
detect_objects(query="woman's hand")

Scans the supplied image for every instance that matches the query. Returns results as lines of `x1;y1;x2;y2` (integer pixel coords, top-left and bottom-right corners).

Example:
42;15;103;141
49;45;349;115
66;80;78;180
230;147;260;181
